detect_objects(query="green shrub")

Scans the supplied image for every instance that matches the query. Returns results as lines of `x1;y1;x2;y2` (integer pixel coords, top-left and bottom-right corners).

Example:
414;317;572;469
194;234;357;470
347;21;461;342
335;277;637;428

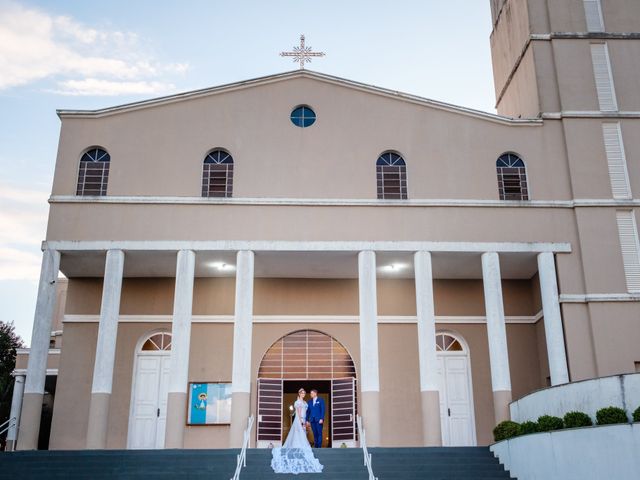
563;411;593;428
596;406;628;425
493;421;521;441
633;406;640;423
537;415;564;432
519;421;540;435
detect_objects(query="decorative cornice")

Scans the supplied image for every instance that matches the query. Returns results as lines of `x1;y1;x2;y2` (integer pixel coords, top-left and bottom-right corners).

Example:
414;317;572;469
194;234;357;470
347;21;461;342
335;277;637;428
63;313;543;324
559;293;640;303
48;195;640;208
542;111;640;119
42;240;572;254
12;368;58;376
56;70;539;126
15;348;60;355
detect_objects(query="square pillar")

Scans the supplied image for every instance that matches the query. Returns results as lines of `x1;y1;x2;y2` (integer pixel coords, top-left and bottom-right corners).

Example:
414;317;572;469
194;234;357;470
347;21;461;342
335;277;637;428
18;248;60;450
481;252;512;424
86;249;125;449
358;250;381;446
6;374;25;451
537;252;570;386
414;251;442;446
165;249;196;448
229;250;254;447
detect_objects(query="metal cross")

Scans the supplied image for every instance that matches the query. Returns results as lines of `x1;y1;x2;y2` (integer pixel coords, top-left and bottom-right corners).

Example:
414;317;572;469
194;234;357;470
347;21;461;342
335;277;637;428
280;34;325;70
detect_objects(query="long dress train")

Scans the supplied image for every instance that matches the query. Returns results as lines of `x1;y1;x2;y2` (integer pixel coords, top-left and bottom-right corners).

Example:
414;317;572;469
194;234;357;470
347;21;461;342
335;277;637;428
270;398;324;474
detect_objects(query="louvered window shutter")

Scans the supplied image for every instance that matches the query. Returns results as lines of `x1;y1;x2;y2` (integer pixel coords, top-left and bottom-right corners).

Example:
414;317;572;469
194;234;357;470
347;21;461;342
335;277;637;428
591;43;618;112
584;0;605;32
616;211;640;293
603;123;632;199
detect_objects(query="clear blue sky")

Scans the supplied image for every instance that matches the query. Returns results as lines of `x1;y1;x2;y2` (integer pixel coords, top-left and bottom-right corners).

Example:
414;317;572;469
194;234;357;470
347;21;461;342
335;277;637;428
0;0;496;345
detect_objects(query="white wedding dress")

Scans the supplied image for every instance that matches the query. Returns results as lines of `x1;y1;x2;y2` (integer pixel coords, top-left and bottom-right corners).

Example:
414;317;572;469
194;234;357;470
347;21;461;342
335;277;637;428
271;398;324;474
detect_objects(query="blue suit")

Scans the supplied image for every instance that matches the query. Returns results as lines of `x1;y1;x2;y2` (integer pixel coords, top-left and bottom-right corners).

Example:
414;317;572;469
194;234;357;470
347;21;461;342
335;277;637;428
306;397;325;448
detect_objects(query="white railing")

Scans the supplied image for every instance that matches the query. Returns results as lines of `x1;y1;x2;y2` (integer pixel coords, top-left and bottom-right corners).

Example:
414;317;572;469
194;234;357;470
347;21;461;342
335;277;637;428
0;417;16;451
357;415;378;480
0;417;16;436
230;415;255;480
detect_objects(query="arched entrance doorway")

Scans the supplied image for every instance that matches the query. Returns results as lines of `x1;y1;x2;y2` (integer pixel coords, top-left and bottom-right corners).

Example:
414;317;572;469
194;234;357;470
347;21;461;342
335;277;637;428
127;331;171;449
436;332;476;446
256;330;357;448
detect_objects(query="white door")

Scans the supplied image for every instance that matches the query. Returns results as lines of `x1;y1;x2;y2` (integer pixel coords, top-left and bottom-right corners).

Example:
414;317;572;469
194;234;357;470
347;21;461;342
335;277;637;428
128;353;170;449
437;353;475;446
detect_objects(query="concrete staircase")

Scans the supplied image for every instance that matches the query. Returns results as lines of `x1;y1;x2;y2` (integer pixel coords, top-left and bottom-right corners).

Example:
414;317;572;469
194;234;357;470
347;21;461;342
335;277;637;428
369;447;515;479
0;447;514;479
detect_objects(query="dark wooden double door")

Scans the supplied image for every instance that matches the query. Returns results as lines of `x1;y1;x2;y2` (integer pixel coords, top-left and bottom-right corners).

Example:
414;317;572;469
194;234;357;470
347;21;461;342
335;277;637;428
257;377;357;448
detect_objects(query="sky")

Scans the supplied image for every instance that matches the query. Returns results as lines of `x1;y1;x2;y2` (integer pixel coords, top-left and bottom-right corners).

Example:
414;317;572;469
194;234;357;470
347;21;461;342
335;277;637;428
0;0;496;345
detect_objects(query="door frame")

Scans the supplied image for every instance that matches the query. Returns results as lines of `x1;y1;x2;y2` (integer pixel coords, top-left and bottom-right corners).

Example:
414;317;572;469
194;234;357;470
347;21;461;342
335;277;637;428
126;328;171;449
436;331;477;446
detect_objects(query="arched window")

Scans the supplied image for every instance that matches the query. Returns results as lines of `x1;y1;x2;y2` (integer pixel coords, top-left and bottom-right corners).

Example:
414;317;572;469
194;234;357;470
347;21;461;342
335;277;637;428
376;151;407;200
140;331;172;351
76;147;110;196
435;332;464;352
496;153;529;200
202;149;234;198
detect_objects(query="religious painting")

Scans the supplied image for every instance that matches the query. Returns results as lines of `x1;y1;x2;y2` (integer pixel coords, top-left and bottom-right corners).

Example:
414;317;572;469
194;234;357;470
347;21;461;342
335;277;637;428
187;382;232;425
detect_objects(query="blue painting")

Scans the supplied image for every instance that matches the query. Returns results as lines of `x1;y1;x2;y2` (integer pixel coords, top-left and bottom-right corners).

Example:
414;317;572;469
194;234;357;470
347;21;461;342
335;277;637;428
188;383;232;424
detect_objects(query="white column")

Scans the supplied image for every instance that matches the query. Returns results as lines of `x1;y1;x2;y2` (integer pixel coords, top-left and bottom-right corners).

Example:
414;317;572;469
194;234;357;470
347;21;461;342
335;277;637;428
481;252;512;423
86;249;125;449
229;250;255;447
165;249;196;448
6;374;25;450
414;251;442;446
358;250;381;446
18;248;60;450
537;252;570;386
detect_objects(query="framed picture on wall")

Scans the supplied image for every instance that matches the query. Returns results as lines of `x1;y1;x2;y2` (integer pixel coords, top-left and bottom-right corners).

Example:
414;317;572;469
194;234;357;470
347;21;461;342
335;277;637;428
187;382;232;425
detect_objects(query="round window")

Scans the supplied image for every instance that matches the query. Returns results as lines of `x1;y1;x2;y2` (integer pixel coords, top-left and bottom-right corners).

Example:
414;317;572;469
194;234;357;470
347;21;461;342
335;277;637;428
290;105;316;128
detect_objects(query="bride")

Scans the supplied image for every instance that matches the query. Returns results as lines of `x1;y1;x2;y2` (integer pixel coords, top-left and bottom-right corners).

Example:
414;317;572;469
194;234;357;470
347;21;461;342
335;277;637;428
271;388;324;474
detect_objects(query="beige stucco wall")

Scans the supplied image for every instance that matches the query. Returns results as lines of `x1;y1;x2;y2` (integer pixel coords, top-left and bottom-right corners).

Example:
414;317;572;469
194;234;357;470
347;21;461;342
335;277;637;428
48;276;549;448
51;75;574;203
63;277;541;318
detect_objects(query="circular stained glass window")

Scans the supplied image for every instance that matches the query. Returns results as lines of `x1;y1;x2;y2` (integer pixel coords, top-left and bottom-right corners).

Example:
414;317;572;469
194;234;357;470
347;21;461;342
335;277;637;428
290;105;316;128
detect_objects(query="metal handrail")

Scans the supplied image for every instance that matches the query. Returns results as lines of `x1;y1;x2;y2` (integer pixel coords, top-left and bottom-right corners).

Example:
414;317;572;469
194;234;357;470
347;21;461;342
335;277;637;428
0;417;16;436
357;415;378;480
230;415;255;480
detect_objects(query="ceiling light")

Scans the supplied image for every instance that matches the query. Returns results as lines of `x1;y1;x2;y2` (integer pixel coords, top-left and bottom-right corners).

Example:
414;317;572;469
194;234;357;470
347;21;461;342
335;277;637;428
208;261;236;271
381;263;407;272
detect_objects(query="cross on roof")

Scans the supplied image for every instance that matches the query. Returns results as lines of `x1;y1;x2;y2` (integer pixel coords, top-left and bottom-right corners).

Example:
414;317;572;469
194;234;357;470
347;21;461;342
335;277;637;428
280;34;326;70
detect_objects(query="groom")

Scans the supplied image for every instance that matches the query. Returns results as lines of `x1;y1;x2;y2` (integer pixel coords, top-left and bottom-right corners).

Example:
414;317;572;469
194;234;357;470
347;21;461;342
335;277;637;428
305;389;325;448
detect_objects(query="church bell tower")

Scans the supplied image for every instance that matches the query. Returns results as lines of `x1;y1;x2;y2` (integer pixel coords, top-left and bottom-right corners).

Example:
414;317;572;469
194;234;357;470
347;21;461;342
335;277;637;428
489;0;640;118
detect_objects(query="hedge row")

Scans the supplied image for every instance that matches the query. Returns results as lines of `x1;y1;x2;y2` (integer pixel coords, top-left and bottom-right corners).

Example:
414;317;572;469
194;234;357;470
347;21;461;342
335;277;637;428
493;405;640;442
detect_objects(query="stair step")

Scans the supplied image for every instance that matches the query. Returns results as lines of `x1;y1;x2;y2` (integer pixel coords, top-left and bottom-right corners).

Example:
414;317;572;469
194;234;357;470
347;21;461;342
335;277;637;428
0;446;515;480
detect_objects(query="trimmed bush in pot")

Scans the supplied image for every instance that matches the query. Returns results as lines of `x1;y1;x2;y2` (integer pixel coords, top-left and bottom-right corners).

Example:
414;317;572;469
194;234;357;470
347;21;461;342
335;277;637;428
596;406;628;425
537;415;564;432
519;421;539;435
633;406;640;423
493;421;521;441
563;411;593;428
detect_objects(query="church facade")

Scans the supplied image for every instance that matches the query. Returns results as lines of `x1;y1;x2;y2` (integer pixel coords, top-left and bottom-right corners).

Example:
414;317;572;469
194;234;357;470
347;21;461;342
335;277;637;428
9;0;640;451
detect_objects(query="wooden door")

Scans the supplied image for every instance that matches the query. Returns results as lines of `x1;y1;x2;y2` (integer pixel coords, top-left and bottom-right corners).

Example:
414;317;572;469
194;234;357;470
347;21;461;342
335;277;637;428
331;377;356;448
257;378;283;448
